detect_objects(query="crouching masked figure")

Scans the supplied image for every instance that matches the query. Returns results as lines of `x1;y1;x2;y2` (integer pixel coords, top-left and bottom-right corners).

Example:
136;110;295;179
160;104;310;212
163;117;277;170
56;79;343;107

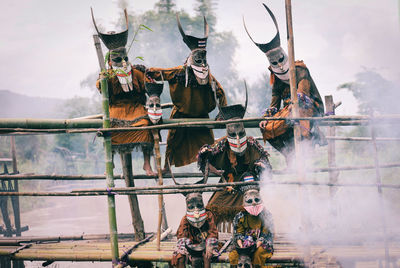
197;87;272;224
92;8;155;175
244;4;325;165
229;172;274;268
171;172;218;268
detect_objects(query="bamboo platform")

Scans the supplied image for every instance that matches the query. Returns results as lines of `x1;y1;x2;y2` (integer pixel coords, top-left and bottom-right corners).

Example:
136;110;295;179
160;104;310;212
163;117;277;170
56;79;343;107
0;234;399;266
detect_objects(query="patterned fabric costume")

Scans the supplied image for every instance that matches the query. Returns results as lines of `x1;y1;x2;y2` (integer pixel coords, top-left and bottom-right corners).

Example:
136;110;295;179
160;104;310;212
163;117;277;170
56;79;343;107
171;210;218;266
229;209;274;265
147;66;227;167
96;65;153;153
262;60;324;147
197;137;271;223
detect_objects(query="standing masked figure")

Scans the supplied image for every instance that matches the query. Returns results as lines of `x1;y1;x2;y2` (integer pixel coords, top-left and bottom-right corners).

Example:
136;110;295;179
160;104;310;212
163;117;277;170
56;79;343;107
146;15;227;170
229;172;274;268
244;4;325;165
92;9;156;176
171;173;218;268
197;87;272;224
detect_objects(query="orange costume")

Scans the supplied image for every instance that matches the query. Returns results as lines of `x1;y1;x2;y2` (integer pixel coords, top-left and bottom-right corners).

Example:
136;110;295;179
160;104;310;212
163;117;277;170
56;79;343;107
147;66;227;167
96;65;153;153
262;61;324;154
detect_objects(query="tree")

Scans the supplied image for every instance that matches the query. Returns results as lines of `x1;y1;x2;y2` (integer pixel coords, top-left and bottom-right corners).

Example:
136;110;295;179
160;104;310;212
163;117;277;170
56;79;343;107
155;0;176;13
338;68;399;115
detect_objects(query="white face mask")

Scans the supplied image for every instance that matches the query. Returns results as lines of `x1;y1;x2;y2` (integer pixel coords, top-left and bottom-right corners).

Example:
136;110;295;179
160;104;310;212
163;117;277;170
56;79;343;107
227;135;248;154
146;96;162;124
188;49;209;85
266;47;290;84
113;62;133;92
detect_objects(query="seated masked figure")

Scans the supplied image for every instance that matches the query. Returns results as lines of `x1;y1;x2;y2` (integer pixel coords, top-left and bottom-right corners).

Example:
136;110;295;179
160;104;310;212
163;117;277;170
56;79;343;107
171;174;218;268
92;9;155;175
229;172;274;268
197;90;272;224
244;4;325;165
146;15;227;169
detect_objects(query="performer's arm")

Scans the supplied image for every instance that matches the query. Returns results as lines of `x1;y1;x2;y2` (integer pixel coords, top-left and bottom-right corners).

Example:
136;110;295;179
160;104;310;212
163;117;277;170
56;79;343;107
146;66;183;81
214;79;227;107
232;212;246;247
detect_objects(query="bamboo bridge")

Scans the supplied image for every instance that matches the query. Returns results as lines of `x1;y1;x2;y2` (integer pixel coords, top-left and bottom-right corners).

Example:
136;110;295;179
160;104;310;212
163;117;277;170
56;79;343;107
1;0;400;267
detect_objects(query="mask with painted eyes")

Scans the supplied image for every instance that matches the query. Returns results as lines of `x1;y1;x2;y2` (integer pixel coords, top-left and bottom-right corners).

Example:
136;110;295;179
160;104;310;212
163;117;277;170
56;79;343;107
186;193;207;228
146;96;162;124
189;49;209;85
243;189;263;216
238;255;253;268
109;47;133;92
226;122;247;155
266;47;289;83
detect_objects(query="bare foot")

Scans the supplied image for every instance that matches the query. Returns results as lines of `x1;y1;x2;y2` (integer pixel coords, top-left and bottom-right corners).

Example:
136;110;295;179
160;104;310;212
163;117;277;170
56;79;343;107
143;164;156;176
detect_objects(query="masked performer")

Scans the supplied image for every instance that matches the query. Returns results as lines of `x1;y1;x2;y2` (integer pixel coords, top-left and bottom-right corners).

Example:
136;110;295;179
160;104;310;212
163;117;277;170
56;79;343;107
92;9;155;176
244;4;324;163
145;80;163;125
146;15;227;169
197;92;272;224
229;172;274;268
171;175;218;268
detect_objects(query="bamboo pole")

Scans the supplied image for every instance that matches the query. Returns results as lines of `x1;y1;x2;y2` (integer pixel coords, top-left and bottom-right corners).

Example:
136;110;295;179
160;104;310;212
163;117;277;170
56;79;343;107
370;117;390;267
325;96;339;198
285;0;310;264
100;78;119;265
151;130;164;251
9;136;22;237
2;161;400;180
120;153;145;241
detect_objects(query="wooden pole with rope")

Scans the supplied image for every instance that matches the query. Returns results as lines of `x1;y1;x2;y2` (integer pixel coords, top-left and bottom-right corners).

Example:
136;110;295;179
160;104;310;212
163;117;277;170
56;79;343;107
284;0;311;264
152;129;165;251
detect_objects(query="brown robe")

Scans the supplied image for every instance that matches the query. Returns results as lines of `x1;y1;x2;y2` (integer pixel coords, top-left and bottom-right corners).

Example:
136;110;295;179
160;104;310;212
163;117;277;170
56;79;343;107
262;61;323;140
96;66;153;152
197;137;271;224
147;66;227;167
171;210;218;265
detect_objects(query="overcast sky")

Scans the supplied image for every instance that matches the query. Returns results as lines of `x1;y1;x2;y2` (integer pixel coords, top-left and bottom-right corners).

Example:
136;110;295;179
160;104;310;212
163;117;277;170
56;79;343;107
1;0;399;115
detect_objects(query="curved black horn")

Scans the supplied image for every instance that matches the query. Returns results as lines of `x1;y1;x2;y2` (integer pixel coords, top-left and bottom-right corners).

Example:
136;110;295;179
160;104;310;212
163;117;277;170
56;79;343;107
202;159;209;185
203;16;209;38
91;7;101;35
242;3;281;53
176;14;186;41
167;158;180;186
243;80;248;114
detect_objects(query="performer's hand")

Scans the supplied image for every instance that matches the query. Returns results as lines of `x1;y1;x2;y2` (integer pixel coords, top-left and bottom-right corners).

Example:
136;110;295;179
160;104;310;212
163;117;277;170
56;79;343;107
226;186;236;193
237;239;243;248
205;247;214;259
256;240;262;248
200;146;211;154
99;71;107;80
259;120;268;129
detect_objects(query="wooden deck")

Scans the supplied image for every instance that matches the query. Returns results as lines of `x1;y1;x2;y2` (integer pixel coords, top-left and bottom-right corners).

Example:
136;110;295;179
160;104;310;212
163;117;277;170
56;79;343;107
0;233;399;266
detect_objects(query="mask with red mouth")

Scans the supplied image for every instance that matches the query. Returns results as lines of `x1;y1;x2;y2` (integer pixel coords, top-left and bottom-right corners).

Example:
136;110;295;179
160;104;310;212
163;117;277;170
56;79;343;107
239;172;263;216
145;81;163;124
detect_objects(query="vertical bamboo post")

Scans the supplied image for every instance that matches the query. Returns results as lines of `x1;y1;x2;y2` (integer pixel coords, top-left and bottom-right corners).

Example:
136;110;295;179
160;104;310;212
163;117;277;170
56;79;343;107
284;0;310;263
120;153;145;240
325;96;339;198
370;116;390;267
101;76;119;266
152;130;164;251
93;34;119;265
10;136;21;237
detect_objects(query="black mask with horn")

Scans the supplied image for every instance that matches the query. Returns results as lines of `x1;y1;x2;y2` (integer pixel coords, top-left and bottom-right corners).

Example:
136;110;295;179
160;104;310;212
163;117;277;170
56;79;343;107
217;81;248;155
169;159;209;228
176;15;210;86
243;3;290;83
91;8;135;92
